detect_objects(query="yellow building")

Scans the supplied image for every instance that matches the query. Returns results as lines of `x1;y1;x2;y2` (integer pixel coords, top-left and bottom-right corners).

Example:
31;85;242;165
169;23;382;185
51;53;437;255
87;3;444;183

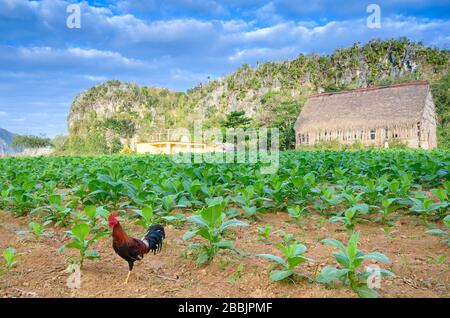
135;141;222;155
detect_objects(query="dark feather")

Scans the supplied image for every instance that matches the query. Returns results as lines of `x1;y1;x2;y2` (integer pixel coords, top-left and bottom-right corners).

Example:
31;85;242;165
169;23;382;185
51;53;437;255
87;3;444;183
144;224;165;254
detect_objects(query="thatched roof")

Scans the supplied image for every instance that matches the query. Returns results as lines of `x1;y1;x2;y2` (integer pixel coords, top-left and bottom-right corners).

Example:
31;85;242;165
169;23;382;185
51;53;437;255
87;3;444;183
294;81;431;132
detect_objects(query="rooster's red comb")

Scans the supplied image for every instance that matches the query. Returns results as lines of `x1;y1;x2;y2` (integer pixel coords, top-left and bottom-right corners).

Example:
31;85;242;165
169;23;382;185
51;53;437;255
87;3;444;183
108;212;119;222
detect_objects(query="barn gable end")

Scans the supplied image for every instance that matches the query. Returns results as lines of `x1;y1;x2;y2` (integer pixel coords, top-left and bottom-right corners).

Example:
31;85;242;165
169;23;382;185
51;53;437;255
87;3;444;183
294;81;437;149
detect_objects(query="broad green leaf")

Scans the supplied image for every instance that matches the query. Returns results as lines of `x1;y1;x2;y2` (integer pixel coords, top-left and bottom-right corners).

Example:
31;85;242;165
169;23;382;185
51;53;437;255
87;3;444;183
183;230;198;241
3;247;16;265
142;206;153;219
196;251;210;265
190;180;202;196
360;252;390;263
71;223;90;241
334;251;351;268
256;254;286;267
354;203;369;214
293;243;307;256
177;196;190;208
287;256;308;268
378;269;395;277
317;266;350;284
215;240;235;250
85;250;100;259
321;238;346;253
329;216;345;223
347;231;360;260
443;215;450;228
425;229;448;235
219;219;248;232
65;241;82;250
270;270;294;281
201;203;223;226
187;215;209;228
29;222;41;231
196;228;212;241
48;194;62;206
243;206;257;216
84;205;97;218
354;284;379;298
431;188;446;201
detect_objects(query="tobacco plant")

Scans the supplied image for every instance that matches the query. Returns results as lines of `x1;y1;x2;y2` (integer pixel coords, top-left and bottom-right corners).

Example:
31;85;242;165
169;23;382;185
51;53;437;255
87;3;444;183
329;204;369;231
257;241;313;281
2;247;18;270
257;225;273;240
425;215;450;246
31;194;76;227
183;198;248;265
377;198;401;225
80;205;109;231
59;223;108;269
17;221;53;240
287;205;308;223
317;231;394;298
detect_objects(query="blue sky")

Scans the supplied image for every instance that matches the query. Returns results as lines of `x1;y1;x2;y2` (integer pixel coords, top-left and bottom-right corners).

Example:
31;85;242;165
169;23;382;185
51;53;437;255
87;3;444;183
0;0;449;137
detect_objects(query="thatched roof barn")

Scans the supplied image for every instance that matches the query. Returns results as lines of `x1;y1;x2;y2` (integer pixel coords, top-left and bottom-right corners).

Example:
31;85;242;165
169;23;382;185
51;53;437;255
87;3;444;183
294;81;437;149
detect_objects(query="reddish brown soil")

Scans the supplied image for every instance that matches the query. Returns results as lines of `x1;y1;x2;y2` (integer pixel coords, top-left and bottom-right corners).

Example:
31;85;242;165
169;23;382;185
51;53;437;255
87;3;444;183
0;210;448;298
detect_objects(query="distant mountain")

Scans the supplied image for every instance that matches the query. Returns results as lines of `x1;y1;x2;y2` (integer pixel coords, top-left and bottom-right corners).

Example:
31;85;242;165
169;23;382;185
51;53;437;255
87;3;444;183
0;128;16;155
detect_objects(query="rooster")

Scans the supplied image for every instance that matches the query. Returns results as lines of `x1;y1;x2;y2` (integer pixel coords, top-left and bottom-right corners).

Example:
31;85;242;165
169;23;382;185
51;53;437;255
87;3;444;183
108;212;165;284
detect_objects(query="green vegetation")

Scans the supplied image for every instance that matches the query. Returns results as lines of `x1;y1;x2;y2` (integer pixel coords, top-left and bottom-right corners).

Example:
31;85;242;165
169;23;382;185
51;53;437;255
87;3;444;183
328;204;369;231
2;247;18;270
257;240;313;281
426;215;450;246
59;223;108;269
257;225;273;240
31;194;76;227
0;149;448;297
17;221;53;240
317;232;394;298
376;198;401;225
183;199;248;265
12;135;53;149
287;205;308;223
133;206;158;230
222;111;253;128
431;72;450;148
81;205;109;231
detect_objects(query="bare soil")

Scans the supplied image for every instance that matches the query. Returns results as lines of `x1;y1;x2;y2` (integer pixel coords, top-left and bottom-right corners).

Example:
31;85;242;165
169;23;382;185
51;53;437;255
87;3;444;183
0;210;448;298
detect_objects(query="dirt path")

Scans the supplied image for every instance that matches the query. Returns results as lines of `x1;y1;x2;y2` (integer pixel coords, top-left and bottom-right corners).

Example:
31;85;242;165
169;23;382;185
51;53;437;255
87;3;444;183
0;210;448;298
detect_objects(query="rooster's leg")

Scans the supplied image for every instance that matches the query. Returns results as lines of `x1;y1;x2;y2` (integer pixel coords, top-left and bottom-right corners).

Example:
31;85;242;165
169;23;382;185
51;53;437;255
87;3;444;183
125;261;134;284
125;271;132;284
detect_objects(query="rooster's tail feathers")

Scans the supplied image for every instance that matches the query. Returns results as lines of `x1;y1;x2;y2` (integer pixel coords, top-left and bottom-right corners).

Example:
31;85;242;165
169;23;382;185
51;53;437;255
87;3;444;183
144;224;165;254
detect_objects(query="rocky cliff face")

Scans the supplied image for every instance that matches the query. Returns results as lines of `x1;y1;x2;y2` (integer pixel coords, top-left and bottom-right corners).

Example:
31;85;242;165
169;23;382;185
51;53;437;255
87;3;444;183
66;39;449;153
0;128;16;156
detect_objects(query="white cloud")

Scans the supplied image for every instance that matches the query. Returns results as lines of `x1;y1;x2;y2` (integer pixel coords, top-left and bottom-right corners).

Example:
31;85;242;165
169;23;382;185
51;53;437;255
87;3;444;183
225;17;450;64
15;46;142;66
228;47;296;62
0;111;7;116
82;75;108;82
255;2;283;24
